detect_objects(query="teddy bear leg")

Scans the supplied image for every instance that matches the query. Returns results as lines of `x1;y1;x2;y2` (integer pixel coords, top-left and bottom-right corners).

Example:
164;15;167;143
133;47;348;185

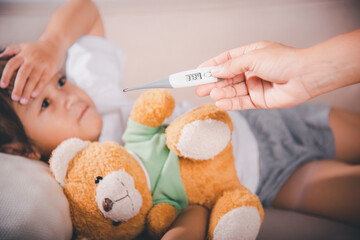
208;187;264;240
130;89;175;127
166;104;233;160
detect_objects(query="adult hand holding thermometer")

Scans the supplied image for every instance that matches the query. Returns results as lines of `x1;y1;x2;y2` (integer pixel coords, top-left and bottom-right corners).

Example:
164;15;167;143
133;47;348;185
123;66;222;92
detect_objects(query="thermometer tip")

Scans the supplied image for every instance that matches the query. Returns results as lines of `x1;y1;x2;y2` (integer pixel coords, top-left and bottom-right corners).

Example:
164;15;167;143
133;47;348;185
123;88;129;92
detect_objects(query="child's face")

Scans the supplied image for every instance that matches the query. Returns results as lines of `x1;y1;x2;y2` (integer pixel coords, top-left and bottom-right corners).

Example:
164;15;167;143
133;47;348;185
13;75;103;157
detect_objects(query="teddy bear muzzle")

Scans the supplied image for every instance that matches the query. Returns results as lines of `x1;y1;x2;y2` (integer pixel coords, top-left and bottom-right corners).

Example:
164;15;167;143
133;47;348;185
95;169;143;223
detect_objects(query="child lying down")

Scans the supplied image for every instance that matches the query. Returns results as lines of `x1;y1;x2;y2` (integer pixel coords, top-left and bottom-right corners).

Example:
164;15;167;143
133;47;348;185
0;0;359;239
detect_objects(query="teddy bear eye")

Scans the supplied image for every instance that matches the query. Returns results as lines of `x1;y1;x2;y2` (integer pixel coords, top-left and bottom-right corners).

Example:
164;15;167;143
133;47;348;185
95;176;103;184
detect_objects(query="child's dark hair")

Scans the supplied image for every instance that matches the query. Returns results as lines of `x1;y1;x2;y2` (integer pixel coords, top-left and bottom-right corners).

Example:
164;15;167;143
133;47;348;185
0;54;37;158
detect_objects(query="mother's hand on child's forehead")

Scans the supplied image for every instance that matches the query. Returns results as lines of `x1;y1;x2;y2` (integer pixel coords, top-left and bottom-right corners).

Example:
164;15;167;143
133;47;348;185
0;41;65;105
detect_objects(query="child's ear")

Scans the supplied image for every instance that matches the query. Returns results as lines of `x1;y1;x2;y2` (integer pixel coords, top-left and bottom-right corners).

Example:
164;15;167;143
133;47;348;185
49;138;88;186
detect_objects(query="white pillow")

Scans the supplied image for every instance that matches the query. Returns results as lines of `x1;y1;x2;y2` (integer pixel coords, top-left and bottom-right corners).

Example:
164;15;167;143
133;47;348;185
0;153;72;240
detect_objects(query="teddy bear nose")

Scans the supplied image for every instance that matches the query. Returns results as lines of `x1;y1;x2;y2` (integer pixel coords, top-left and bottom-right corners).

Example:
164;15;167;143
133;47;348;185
103;198;113;212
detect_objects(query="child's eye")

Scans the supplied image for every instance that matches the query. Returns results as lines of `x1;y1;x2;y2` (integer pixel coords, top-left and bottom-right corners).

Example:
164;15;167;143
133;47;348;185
58;76;67;88
41;98;50;110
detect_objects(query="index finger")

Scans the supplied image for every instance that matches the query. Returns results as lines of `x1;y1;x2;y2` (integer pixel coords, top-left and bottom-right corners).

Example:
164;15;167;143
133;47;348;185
196;46;252;96
197;48;243;69
197;58;219;68
198;41;272;69
0;56;24;89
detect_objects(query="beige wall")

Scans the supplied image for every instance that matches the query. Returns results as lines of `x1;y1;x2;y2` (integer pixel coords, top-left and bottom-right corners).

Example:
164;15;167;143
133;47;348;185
1;0;359;110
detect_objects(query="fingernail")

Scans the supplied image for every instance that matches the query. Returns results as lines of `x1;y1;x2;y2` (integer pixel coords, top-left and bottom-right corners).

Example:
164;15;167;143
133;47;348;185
210;88;224;101
0;82;5;88
12;94;20;101
215;100;229;110
211;66;224;75
20;98;28;104
31;91;37;98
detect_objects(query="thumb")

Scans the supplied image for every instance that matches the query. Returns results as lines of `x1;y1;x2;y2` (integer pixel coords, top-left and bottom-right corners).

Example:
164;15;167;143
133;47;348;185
210;54;255;78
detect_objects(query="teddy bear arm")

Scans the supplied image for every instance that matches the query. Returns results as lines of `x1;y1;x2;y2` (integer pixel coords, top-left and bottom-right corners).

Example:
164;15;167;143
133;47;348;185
130;89;175;127
147;203;178;239
165;104;234;160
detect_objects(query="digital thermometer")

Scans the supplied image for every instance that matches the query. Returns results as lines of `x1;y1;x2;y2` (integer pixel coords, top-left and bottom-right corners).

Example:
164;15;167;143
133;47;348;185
123;66;221;92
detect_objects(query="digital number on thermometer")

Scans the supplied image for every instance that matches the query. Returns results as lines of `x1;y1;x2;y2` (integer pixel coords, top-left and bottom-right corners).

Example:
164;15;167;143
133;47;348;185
185;72;202;82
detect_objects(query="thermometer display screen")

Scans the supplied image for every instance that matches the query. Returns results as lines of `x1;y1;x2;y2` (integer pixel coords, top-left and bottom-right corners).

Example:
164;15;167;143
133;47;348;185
185;72;202;82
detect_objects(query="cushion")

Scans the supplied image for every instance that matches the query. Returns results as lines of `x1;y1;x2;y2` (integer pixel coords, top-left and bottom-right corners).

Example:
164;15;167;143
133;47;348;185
0;153;72;240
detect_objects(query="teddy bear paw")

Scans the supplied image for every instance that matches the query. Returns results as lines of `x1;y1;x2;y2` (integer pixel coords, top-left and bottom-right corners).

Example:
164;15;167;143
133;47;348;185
175;118;231;160
130;89;175;127
213;206;261;240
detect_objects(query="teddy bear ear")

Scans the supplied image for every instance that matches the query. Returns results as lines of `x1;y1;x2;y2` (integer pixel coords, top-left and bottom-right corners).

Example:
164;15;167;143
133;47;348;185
49;138;88;187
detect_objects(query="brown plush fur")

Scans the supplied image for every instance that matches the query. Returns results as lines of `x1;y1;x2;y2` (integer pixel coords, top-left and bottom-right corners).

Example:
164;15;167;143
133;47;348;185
147;203;178;238
50;89;263;240
208;187;265;239
131;89;175;127
58;142;153;240
133;90;264;238
165;103;233;157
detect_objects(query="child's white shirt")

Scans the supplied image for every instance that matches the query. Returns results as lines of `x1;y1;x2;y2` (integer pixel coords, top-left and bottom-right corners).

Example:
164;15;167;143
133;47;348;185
66;36;259;194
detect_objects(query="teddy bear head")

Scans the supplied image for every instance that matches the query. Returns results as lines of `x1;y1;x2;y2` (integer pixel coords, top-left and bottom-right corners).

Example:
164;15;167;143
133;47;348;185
49;138;153;240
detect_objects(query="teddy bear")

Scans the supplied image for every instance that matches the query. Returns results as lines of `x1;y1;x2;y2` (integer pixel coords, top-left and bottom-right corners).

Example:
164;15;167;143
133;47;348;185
49;89;264;240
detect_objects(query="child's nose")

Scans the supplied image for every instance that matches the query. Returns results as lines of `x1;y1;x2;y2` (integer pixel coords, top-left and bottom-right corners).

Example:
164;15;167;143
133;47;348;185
64;93;78;110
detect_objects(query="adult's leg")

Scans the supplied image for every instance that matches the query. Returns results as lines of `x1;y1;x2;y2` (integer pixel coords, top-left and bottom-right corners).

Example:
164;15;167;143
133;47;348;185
273;160;360;226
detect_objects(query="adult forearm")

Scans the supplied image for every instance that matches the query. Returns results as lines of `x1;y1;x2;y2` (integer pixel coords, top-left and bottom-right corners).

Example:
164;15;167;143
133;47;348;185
39;0;103;52
302;29;360;97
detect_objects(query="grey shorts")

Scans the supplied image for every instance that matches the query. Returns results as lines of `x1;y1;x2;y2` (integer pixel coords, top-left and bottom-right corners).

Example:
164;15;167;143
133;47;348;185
240;104;335;207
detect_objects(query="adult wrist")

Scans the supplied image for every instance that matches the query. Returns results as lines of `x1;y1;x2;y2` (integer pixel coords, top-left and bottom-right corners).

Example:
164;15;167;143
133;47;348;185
300;46;350;98
38;32;67;55
301;30;360;98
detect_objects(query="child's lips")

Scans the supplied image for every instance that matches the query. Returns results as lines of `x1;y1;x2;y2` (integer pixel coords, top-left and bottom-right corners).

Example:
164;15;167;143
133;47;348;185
78;105;89;120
